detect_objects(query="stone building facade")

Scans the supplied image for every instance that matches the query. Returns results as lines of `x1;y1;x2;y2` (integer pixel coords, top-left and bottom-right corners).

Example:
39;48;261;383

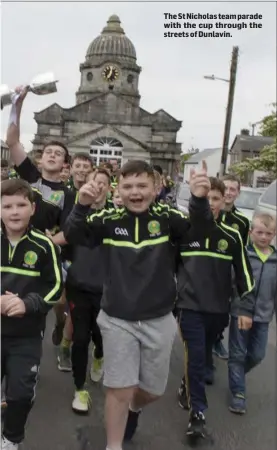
32;15;182;175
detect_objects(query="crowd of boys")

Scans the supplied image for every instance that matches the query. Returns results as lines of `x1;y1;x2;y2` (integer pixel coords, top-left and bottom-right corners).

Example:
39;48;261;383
1;87;276;450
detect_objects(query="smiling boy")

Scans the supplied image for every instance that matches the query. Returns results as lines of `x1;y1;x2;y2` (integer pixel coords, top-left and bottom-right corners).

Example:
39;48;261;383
64;159;212;450
1;179;63;450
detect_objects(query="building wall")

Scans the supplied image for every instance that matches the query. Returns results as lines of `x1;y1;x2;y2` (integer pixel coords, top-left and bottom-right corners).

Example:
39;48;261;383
183;150;231;181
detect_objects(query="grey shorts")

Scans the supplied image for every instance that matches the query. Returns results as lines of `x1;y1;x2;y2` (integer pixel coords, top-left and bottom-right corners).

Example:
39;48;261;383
97;310;177;396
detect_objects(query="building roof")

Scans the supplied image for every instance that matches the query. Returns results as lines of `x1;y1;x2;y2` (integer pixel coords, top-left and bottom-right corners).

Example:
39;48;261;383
185;147;221;164
86;15;137;62
230;134;274;152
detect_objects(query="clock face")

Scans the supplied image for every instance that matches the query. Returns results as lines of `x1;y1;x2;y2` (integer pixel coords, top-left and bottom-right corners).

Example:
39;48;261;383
102;65;119;82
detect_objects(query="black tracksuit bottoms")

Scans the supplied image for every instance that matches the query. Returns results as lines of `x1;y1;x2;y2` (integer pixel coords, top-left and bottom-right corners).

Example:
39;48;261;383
66;285;103;390
177;309;229;412
1;335;42;443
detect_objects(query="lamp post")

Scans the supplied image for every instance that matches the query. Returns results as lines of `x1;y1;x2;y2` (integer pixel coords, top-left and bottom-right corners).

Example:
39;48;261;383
204;46;239;177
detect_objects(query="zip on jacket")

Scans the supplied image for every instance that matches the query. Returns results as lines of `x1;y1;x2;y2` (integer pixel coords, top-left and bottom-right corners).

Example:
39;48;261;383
176;212;255;317
1;226;63;337
222;205;250;246
63;195;214;321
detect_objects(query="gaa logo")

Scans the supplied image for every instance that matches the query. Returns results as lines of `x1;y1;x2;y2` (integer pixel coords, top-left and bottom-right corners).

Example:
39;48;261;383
115;227;129;236
24;251;38;267
148;220;161;236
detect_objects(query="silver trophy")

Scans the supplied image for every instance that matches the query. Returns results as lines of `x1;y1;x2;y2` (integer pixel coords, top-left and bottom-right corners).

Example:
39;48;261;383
0;72;58;109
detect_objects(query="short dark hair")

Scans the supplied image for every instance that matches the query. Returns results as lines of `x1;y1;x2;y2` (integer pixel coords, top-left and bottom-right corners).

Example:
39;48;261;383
153;164;163;175
120;160;155;179
87;168;111;184
1;159;9;168
103;162;113;171
42;141;70;164
221;174;241;190
96;168;111;184
1;179;34;202
71;152;93;166
209;177;225;196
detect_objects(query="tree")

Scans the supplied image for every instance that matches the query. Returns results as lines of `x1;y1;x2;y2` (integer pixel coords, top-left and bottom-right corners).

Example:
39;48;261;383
180;153;191;170
230;103;277;179
259;103;276;137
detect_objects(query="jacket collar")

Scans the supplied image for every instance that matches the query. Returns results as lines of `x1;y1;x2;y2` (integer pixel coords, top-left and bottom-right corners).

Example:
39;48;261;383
1;222;33;239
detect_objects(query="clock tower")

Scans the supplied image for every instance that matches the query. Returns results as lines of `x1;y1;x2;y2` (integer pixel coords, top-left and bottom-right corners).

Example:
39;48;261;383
76;15;141;106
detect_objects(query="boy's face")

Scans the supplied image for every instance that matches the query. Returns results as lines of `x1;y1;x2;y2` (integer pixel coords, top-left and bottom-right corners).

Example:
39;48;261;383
113;190;123;207
41;144;66;173
118;172;156;213
223;180;240;207
1;166;9;181
60;166;70;182
250;218;276;249
1;195;35;234
208;189;225;219
71;158;92;183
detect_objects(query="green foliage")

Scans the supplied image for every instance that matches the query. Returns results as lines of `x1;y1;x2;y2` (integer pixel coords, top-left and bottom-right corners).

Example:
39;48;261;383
180;153;191;170
231;139;277;179
259;103;276;138
231;103;277;179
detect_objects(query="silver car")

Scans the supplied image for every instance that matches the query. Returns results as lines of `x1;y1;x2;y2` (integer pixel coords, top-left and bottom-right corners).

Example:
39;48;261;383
255;180;277;245
235;186;264;222
176;183;191;214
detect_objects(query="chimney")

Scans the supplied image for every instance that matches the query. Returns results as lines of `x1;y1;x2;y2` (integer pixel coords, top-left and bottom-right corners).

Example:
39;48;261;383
240;128;250;136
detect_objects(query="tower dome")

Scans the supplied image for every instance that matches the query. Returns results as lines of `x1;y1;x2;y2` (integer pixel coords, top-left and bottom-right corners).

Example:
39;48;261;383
86;15;136;62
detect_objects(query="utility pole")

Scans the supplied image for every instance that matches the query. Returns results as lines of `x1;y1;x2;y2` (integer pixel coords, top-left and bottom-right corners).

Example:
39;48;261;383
219;46;239;177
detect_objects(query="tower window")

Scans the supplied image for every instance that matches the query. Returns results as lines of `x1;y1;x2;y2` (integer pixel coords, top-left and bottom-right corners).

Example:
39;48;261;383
127;74;134;84
87;72;93;81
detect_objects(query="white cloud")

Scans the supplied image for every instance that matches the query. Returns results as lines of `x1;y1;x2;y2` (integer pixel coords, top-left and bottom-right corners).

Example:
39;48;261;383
1;1;276;154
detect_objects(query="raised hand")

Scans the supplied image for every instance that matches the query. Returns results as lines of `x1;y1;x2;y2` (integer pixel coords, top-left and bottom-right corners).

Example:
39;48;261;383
78;172;100;206
189;160;211;198
14;85;29;103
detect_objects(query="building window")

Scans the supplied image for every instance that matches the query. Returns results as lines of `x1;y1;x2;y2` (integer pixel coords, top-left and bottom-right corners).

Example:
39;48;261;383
87;72;93;82
127;74;134;84
90;136;123;167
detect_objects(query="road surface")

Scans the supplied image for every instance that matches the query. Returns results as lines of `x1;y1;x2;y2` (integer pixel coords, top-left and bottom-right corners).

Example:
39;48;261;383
20;314;276;450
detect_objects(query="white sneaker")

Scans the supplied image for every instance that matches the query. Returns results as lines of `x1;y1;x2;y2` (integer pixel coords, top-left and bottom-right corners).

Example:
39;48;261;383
72;390;91;413
90;349;104;383
1;436;18;449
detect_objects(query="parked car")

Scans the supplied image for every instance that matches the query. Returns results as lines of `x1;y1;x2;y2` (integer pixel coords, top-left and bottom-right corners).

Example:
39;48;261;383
255;180;277;245
256;180;276;217
235;186;264;222
176;183;191;214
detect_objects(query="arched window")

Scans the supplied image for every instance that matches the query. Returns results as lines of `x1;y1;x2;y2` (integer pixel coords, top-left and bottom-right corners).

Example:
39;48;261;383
90;137;123;167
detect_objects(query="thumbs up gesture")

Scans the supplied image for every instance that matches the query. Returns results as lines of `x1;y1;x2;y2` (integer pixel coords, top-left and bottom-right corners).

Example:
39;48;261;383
189;160;211;198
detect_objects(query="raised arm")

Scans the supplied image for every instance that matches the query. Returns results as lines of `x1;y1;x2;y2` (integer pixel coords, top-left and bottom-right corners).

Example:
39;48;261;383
169;161;214;240
6;87;29;168
63;178;108;246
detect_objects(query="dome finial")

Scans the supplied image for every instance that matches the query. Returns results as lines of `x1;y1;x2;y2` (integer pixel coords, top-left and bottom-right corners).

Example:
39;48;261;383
102;14;125;35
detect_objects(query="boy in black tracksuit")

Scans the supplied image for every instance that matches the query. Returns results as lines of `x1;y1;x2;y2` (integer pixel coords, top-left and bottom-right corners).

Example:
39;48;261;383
1;179;63;449
213;174;251;359
64;160;213;450
65;169;111;414
175;177;255;440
